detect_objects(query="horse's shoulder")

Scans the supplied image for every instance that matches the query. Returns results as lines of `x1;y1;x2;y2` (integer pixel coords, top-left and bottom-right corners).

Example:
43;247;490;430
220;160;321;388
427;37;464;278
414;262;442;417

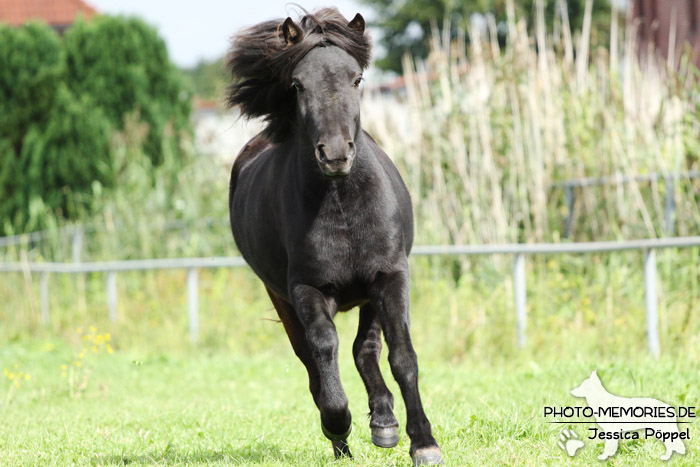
361;130;397;171
361;130;384;156
360;130;414;252
360;130;408;189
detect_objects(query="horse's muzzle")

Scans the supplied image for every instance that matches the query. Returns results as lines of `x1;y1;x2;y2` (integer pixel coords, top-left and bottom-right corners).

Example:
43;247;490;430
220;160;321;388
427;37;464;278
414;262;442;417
316;140;355;178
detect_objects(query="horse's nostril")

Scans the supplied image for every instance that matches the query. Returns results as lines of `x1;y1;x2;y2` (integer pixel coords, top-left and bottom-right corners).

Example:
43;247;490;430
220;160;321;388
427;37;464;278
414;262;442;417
347;141;355;158
316;143;327;162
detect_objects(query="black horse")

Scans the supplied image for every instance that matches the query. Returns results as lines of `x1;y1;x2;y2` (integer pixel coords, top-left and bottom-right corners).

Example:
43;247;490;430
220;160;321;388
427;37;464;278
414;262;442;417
226;8;443;466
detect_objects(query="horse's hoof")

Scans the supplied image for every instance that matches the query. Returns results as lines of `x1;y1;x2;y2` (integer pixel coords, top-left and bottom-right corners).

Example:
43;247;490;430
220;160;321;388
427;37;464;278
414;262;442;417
371;426;399;448
332;439;352;459
411;446;444;466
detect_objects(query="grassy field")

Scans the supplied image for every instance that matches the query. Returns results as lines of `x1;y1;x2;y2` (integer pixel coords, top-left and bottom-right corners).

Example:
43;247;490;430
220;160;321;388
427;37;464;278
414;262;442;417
2;252;700;466
1;333;698;466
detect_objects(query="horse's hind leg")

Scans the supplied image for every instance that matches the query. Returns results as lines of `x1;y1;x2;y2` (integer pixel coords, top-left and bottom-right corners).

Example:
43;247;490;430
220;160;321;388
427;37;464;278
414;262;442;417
369;270;443;466
265;286;351;459
354;303;399;448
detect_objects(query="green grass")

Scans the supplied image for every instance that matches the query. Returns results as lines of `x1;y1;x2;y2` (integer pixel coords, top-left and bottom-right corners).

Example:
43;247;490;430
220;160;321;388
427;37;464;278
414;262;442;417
2;250;699;465
1;336;698;466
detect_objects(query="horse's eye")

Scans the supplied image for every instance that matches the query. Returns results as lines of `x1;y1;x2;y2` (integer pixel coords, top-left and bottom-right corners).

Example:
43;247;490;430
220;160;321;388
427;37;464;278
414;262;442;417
353;76;363;88
292;81;303;92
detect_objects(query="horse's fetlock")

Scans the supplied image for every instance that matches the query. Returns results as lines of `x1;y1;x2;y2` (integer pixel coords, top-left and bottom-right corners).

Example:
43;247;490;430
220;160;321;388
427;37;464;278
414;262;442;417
321;401;352;437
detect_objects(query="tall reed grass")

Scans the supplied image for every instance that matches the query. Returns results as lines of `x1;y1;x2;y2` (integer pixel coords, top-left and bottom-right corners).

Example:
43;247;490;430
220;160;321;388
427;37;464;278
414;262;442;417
362;0;700;246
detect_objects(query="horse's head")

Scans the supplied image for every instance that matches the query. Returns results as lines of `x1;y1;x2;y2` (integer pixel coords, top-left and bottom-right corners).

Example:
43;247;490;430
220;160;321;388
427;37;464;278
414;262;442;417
283;14;366;178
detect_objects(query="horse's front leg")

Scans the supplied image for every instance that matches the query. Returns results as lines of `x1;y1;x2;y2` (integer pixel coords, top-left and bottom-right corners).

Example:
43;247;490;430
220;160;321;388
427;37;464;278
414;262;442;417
369;269;443;466
292;284;352;458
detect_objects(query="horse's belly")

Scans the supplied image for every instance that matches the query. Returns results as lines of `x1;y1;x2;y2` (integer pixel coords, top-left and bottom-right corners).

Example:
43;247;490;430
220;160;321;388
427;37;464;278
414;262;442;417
231;196;290;297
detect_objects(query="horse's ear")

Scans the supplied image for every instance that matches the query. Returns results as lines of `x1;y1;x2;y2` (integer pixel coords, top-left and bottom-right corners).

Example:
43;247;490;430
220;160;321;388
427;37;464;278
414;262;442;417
348;13;365;33
282;17;303;45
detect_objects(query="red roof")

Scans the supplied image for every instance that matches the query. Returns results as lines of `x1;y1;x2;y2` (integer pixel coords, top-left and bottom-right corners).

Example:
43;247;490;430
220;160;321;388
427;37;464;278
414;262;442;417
0;0;96;27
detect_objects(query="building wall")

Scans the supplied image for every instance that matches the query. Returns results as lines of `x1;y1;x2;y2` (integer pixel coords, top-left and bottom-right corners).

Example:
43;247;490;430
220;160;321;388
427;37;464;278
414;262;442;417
630;0;700;68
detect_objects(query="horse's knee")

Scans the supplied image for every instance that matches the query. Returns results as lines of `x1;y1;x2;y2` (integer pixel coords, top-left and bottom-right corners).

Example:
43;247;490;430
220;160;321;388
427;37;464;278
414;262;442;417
388;347;418;383
305;318;338;359
353;338;381;364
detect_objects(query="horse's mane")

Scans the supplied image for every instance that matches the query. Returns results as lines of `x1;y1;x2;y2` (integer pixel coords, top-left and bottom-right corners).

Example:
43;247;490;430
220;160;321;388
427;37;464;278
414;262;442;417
225;8;372;143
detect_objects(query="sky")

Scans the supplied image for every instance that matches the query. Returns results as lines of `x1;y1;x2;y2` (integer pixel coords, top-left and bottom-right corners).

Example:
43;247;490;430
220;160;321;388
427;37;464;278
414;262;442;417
88;0;368;68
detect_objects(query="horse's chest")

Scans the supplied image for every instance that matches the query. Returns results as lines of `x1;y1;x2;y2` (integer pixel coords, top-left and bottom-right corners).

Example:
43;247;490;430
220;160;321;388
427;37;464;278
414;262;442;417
300;195;396;280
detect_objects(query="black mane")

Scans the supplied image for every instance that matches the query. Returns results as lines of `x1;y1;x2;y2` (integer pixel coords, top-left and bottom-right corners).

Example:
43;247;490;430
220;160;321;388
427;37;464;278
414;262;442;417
225;8;372;143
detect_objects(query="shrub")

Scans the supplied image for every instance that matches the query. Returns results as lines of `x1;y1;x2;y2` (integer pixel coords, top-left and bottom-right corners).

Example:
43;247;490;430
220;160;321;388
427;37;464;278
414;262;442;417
0;17;192;234
63;15;192;166
0;22;63;156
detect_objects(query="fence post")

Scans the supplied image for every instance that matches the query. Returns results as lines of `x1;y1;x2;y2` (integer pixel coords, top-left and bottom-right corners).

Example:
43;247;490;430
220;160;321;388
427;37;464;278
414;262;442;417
564;185;575;238
107;271;118;322
71;226;84;263
40;272;50;324
187;268;199;344
513;254;527;348
644;249;660;357
664;177;676;236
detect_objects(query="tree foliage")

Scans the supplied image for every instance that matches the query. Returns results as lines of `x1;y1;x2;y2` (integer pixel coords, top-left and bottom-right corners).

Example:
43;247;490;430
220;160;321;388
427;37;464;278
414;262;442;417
361;0;613;73
0;17;191;234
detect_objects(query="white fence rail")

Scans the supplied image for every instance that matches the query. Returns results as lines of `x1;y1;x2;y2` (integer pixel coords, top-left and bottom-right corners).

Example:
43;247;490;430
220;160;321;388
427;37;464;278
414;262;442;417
2;236;700;354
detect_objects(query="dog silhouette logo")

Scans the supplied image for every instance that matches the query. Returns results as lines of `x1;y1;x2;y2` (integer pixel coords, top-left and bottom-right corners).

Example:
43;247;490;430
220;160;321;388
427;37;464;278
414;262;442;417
570;370;687;461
